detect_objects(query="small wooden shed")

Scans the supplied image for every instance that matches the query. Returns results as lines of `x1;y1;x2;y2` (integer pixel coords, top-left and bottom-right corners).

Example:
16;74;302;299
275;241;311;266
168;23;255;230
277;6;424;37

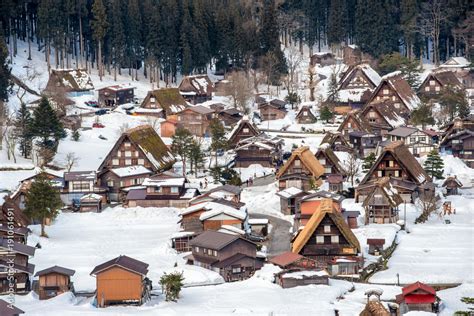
367;238;385;255
35;266;75;300
79;193;103;212
275;269;329;288
90;255;151;307
442;176;463;195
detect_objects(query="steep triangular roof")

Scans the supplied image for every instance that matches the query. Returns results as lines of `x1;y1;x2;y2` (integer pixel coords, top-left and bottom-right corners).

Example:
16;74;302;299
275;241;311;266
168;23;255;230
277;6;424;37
420;71;463;90
48;69;94;92
276;146;325;179
360;141;430;185
361;101;407;129
292;199;360;254
98;125;175;173
362;177;404;207
0;299;24;316
339;63;381;89
142;88;187;115
227;116;259;144
367;72;420;111
295;105;317;120
315;146;347;176
179;75;213;95
337;109;372;133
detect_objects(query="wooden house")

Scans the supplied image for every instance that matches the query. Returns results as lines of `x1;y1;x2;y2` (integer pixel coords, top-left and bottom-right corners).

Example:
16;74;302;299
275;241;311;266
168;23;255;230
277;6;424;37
0;225;29;244
328;174;344;193
367;238;385;255
160;118;178;137
35;266;75;300
310;52;336;66
276;187;308;215
1;197;31;228
248;218;269;237
315;145;347;178
234;134;283;168
440;129;474;168
441;116;474;140
140;88;187;118
295;105;317;124
9;172;62;211
442;176;463;195
61;171;107;207
259;99;287;121
179;200;247;233
337;109;372;139
342;45;369;66
439;56;471;71
0;238;36;294
176;105;215;137
276;146;324;191
321;131;353;152
337;64;381;107
349;131;382;158
217;108;243;127
360;101;407;136
362;177;403;224
366;72;420;114
98;85;135;107
0;299;24;316
45;69;94;96
296;191;345;229
275;269;329;288
90;255;151;307
189;185;241;206
269;252;320;270
187;231;261;282
386;127;435;157
171;231;198;253
125;171;198;208
178;75;213;104
396;282;439;314
418;71;463;97
356;141;432;203
79;193;103;212
227;117;260;148
97;125;175;201
291;199;362;276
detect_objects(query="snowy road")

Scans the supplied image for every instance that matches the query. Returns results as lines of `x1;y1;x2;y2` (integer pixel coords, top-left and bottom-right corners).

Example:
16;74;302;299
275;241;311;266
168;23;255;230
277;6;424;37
252;213;292;257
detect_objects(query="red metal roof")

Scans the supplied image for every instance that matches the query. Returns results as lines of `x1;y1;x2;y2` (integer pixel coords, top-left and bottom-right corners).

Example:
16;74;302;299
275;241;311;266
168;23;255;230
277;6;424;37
405;294;436;304
402;281;436;296
269;252;304;267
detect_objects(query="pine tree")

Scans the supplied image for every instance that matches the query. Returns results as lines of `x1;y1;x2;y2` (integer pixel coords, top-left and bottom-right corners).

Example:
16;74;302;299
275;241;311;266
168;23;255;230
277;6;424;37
424;150;444;179
24;172;63;237
171;127;194;176
439;85;470;121
188;139;205;174
108;0;126;81
91;0;108;80
363;152;376;172
410;101;435;129
320;106;334;123
160;271;184;302
0;31;11;151
326;72;340;103
71;129;80;141
209;118;227;167
29;96;66;150
14;102;33;158
327;0;348;46
378;53;421;88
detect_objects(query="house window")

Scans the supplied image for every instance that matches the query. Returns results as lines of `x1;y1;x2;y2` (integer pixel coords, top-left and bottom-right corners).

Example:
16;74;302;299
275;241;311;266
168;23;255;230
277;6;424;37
112;159;119;166
125;159;132;165
319;158;326;165
294;160;301;167
120;180;125;187
325;167;332;173
207;249;213;255
389;160;394;167
213;250;217;256
232;266;242;274
72;181;90;191
369;111;376;118
138;159;145;165
316;236;324;244
425;86;430;92
243;128;249;133
377;170;383;177
324;225;331;233
150;96;156;103
331;235;339;244
107;180;114;187
195;246;199;252
420;137;426;142
429;80;435;86
394;170;400;177
348;123;352;128
124;142;131;148
394;103;400;109
410;137;416;143
125;151;132;157
392;96;396;101
171;187;179;193
383;89;389;95
435;86;440;91
303;111;308;116
117;151;122;157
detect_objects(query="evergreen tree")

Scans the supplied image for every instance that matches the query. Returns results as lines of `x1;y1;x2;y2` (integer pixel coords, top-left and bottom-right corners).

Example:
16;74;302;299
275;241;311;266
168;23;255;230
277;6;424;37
424;149;444;179
171;127;194;176
24;172;63;237
326;72;340;103
327;0;348;46
439;85;470;121
188;139;205;174
29;97;66;151
71;129;80;141
209;118;227;167
91;0;108;80
14;102;33;158
285;92;301;109
0;31;10;105
378;52;421;88
126;0;142;79
160;271;184;302
410;101;435;129
320;105;334;123
363;152;376;172
400;0;419;59
108;0;126;80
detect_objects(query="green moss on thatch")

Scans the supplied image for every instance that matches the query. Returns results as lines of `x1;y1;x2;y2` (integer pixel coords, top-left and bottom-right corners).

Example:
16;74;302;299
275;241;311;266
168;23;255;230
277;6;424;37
153;88;187;115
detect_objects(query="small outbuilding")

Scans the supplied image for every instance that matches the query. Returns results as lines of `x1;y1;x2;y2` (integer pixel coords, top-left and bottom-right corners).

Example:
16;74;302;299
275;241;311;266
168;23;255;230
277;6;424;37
35;266;75;300
90;255;151;307
367;238;385;255
396;281;439;314
442;176;463;195
275;269;329;288
98;85;135;107
79;193;103;212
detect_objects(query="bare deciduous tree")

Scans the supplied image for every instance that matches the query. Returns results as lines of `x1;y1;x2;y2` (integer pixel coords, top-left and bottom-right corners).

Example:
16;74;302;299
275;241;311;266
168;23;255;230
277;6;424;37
343;153;361;187
283;46;303;95
3;114;17;163
307;67;320;102
418;0;447;66
225;71;254;114
415;192;441;223
64;152;79;172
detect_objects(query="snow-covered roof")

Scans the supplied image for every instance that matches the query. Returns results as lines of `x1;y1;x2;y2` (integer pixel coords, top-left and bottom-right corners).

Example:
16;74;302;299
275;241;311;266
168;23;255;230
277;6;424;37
181;201;245;217
248;218;269;225
218;225;245;236
440;56;470;68
80;193;102;201
142;176;185;187
199;207;247;221
281;270;329;279
109;166;152;178
276;187;304;199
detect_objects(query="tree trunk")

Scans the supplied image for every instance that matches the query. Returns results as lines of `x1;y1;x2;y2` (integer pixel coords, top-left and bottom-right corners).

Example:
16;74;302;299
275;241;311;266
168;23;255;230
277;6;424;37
79;16;84;68
41;220;46;237
98;41;103;81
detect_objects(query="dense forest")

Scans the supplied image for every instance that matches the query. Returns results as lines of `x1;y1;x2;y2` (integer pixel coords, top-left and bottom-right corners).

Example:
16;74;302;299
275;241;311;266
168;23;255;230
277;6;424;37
0;0;473;85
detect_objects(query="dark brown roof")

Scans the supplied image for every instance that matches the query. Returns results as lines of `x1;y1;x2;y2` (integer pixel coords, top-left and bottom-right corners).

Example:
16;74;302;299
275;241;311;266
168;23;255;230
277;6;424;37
35;265;75;277
269;251;304;268
213;253;256;268
0;225;29;236
360;141;430;185
367;238;385;246
184;105;215;115
338;109;372;133
0;299;24;316
316;146;347;176
321;131;351;148
190;231;251;250
207;185;242;196
0;238;35;256
90;255;149;276
64;171;96;182
359;301;390;316
362;101;407;129
179;75;213;95
362;177;404;207
368;73;420;111
422;71;462;89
